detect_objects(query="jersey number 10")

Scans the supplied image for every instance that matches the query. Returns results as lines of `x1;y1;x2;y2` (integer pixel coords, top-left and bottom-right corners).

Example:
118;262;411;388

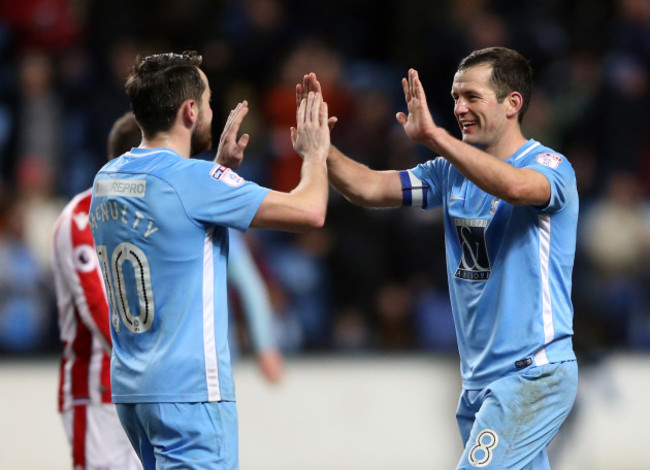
96;243;155;334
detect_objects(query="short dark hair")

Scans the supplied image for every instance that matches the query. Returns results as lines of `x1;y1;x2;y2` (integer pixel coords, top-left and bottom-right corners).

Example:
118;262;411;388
107;112;142;160
457;47;533;123
125;51;205;138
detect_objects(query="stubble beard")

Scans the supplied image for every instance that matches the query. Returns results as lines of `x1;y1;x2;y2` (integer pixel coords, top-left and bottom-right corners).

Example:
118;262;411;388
190;112;212;157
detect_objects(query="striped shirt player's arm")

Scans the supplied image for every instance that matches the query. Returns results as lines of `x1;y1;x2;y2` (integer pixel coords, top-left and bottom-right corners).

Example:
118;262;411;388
53;195;112;354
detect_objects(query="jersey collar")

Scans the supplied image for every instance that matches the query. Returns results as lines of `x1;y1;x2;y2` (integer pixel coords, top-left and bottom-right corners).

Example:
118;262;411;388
511;139;541;162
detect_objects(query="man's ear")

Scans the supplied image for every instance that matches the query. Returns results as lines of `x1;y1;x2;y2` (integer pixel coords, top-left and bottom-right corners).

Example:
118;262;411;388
181;99;197;128
505;91;523;119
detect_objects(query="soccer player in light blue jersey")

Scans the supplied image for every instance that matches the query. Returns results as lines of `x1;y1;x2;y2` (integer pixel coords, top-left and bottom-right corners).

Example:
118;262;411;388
299;47;578;469
89;51;330;469
108;112;285;385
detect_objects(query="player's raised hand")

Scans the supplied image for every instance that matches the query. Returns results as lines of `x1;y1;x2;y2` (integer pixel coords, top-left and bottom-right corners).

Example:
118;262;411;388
296;72;338;130
396;69;438;146
215;100;250;170
291;91;330;161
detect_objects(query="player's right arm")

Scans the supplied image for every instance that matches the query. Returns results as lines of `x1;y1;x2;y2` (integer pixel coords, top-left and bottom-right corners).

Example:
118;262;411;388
250;91;330;232
296;73;403;209
327;145;403;208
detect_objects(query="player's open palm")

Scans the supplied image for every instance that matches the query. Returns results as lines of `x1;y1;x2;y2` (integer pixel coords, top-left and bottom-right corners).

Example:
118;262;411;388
296;73;338;130
396;69;438;145
215;100;250;170
291;91;330;161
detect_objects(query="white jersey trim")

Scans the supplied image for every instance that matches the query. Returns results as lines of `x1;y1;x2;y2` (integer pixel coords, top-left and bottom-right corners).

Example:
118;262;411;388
514;141;541;161
125;149;178;159
534;214;554;366
202;229;221;401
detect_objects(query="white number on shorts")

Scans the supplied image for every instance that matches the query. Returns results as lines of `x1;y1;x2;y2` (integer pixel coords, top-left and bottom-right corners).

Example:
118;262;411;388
96;243;155;334
468;429;499;467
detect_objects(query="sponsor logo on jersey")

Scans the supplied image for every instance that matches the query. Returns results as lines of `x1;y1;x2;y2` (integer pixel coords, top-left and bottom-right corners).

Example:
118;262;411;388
535;153;562;169
95;179;146;197
210;165;244;187
454;218;491;281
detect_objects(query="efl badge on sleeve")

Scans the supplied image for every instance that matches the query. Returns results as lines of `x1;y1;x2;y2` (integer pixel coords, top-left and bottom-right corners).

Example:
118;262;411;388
535;153;562;169
210;165;244;187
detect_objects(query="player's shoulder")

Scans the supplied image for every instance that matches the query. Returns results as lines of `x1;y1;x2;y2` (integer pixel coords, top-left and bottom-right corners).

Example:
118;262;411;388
57;188;93;224
54;188;93;245
414;155;451;176
518;140;573;173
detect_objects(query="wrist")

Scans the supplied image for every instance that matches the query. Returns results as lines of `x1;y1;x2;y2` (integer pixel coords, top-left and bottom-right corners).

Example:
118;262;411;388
425;127;448;154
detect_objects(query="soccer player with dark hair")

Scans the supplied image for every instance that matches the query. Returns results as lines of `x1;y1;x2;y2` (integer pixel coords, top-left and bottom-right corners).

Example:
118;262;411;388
89;51;330;469
301;46;578;469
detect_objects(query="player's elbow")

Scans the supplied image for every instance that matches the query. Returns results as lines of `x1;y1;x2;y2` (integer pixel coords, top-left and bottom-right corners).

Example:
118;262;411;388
297;209;326;231
501;186;528;205
501;180;548;206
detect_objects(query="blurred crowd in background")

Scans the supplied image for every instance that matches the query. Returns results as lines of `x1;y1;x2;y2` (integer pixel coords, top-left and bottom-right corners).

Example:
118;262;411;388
0;0;649;360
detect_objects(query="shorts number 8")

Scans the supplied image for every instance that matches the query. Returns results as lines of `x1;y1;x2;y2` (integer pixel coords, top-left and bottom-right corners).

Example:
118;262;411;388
468;429;499;467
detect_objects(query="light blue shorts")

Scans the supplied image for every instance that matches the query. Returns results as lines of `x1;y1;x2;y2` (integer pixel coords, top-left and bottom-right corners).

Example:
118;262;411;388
116;401;239;470
456;360;578;470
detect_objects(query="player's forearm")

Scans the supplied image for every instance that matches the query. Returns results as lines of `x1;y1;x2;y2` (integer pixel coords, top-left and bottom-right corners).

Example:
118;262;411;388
251;157;328;232
290;156;329;226
427;129;545;205
327;145;396;207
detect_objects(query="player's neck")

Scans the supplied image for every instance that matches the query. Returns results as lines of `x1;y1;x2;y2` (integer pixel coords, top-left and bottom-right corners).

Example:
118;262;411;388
485;128;528;161
141;132;191;159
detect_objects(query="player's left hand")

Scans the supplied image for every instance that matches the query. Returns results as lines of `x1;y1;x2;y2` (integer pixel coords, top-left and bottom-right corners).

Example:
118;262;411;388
290;91;330;161
257;349;284;384
396;69;439;146
215;101;250;170
296;73;338;130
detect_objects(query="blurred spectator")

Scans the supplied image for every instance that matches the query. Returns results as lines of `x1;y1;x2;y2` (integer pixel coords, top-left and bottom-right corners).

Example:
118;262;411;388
262;229;333;351
262;37;351;192
0;0;82;52
375;282;413;351
0;190;52;353
14;155;66;275
332;306;374;352
579;171;650;348
15;50;62;183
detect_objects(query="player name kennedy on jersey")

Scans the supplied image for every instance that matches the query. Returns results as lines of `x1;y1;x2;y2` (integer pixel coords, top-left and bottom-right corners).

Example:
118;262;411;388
89;197;159;239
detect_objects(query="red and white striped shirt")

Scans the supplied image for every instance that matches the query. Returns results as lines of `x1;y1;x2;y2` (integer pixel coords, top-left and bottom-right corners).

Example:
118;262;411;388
52;188;112;411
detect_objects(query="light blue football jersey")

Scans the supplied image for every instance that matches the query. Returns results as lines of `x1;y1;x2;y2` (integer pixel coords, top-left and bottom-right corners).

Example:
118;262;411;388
89;147;269;403
401;140;578;389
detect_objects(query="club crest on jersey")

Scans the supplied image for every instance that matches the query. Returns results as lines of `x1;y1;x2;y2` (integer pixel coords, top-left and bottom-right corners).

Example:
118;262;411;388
454;218;491;281
210;165;244;187
536;153;562;169
489;197;500;215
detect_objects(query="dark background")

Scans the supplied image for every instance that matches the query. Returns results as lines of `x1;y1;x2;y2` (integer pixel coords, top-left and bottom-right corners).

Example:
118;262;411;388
0;0;649;361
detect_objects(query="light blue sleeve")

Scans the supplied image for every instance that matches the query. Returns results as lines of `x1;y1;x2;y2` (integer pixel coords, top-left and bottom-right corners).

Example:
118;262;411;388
227;230;276;352
520;151;577;214
173;160;270;231
402;157;447;209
